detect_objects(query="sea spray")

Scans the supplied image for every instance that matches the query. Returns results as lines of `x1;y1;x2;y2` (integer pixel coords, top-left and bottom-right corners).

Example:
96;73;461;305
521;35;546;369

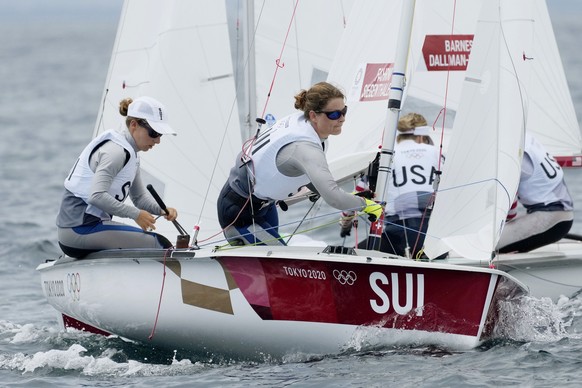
493;295;567;342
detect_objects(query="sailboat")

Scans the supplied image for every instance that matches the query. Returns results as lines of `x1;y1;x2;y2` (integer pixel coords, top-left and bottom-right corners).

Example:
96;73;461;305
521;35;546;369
37;0;537;360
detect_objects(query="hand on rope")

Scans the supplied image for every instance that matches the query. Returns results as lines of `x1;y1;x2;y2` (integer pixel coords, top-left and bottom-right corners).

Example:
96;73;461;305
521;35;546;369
339;211;356;238
362;198;383;222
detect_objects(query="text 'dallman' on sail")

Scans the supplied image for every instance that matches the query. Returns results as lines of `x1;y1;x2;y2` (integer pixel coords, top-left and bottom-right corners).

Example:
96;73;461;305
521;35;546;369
422;34;474;71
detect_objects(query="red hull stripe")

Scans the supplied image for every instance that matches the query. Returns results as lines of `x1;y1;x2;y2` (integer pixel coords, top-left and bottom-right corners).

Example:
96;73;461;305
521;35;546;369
220;257;494;337
62;314;111;336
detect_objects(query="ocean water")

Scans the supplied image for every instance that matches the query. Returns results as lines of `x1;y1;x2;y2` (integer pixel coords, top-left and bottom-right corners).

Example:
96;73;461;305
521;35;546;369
1;4;582;387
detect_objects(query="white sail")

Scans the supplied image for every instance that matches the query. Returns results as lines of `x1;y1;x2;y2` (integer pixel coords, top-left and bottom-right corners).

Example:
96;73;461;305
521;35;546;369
423;0;534;260
325;0;479;181
93;0;242;241
326;0;580;182
406;0;481;111
525;0;581;161
410;0;581;162
229;0;355;139
325;0;402;181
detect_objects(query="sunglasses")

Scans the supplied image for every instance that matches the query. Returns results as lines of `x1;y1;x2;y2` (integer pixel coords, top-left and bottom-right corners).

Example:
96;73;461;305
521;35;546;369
137;119;162;138
315;105;348;120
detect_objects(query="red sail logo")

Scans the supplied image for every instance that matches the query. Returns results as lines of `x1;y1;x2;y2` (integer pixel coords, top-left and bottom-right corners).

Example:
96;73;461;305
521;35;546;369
359;63;394;101
422;34;474;71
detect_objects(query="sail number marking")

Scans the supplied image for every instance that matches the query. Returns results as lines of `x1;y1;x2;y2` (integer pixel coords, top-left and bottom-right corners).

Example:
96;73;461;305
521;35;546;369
369;272;425;316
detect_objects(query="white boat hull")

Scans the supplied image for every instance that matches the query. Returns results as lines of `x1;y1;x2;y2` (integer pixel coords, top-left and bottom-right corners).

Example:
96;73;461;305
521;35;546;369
38;246;525;359
444;239;582;301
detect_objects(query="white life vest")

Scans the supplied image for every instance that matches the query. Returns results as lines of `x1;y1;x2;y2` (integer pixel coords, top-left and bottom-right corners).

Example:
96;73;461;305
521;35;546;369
386;139;440;217
518;133;568;207
251;112;322;200
64;130;138;220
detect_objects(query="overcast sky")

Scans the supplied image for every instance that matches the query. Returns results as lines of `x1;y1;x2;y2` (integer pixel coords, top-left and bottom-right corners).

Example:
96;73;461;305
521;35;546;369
0;0;580;23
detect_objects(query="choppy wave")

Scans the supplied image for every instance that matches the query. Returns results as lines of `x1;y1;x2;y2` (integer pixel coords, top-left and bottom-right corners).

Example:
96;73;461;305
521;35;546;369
494;294;582;342
0;291;580;384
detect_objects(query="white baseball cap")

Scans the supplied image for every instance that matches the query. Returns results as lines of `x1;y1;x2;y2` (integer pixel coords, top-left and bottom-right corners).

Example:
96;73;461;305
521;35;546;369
128;96;177;136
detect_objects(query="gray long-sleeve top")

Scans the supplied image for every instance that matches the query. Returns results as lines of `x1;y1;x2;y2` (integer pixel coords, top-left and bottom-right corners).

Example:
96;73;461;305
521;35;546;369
57;129;163;227
229;140;365;212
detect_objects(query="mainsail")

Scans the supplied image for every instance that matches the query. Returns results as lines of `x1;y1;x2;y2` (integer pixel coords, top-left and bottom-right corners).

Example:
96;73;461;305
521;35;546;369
423;0;533;260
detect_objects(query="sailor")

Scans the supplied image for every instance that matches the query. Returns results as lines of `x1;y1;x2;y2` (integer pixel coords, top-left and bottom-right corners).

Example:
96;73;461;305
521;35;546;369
217;81;382;246
56;96;179;258
346;113;443;259
497;132;574;252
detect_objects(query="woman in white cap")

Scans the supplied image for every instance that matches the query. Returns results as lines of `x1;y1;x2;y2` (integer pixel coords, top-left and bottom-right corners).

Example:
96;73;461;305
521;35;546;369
349;112;443;259
56;96;179;258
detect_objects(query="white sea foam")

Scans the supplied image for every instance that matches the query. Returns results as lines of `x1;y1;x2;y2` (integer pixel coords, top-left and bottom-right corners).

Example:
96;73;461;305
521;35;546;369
493;294;578;342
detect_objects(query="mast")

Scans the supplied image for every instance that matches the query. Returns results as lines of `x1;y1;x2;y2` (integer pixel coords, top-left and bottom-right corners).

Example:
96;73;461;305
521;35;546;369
375;1;416;199
228;0;257;140
366;0;417;253
245;0;257;139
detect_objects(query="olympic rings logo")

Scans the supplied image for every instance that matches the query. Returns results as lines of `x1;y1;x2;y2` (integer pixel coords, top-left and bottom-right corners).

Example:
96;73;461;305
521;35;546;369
67;272;81;301
333;269;357;286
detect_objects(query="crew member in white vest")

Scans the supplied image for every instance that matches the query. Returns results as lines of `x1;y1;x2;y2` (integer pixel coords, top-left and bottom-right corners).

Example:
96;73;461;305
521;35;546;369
347;113;442;259
497;132;573;252
217;81;382;246
57;96;179;258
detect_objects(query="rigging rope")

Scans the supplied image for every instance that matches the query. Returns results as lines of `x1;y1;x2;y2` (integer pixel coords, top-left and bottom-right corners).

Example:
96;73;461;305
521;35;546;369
260;0;300;120
148;248;172;340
